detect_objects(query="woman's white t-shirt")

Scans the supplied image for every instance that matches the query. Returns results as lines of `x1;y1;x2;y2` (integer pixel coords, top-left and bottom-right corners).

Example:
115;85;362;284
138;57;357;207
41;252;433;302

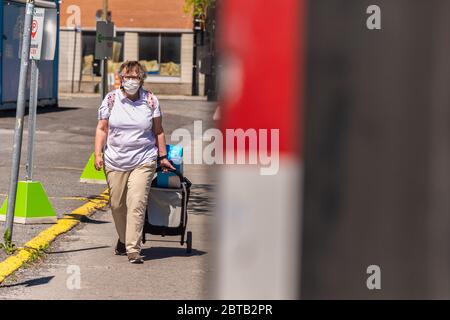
98;88;162;171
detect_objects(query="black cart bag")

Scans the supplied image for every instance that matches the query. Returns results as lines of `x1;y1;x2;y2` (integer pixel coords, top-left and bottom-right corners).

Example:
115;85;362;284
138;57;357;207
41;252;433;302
142;167;193;253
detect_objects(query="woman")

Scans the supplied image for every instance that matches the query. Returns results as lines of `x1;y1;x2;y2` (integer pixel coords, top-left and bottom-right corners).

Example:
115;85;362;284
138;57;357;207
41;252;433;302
94;60;175;264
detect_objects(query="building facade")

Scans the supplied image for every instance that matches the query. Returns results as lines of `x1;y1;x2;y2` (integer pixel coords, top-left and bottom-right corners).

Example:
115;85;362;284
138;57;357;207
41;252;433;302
59;0;204;95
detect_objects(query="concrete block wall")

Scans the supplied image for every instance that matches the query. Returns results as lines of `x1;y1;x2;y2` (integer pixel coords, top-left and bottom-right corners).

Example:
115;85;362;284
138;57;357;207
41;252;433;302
181;33;193;84
124;32;139;61
58;30;82;92
179;32;205;95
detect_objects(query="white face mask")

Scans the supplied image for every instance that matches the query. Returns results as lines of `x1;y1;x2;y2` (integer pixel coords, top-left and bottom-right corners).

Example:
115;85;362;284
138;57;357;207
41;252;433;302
122;79;141;95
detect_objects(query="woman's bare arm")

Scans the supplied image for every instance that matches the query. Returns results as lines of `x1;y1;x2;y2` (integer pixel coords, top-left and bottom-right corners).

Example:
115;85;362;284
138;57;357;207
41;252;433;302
94;119;108;170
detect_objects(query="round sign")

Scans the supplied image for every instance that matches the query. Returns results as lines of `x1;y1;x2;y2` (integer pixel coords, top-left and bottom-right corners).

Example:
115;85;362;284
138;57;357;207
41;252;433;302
31;20;38;38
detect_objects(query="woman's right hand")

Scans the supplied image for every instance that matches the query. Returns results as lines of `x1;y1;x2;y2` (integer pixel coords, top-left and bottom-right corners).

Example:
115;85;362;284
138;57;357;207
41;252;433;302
94;154;104;171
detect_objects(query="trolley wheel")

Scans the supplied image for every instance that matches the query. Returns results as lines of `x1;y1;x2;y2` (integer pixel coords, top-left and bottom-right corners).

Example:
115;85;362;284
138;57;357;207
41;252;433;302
186;231;192;254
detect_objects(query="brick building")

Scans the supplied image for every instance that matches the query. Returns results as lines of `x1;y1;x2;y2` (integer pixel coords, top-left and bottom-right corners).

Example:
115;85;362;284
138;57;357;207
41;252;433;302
59;0;203;95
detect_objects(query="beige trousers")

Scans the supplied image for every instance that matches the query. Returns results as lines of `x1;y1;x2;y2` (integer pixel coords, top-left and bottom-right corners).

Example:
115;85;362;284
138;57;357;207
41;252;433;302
105;161;157;254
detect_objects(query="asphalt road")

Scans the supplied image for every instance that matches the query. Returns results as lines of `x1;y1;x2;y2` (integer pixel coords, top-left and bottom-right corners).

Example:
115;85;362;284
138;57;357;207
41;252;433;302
0;94;217;299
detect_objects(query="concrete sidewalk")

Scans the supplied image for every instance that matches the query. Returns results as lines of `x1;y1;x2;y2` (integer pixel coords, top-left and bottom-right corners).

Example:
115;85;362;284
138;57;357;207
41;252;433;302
0;182;214;299
0;96;217;299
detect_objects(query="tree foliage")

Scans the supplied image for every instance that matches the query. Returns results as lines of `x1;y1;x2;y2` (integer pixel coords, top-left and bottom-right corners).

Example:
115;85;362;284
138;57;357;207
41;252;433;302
184;0;215;20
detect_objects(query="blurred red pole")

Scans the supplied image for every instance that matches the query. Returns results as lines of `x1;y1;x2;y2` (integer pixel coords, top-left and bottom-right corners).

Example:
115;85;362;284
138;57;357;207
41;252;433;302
214;0;306;299
219;0;304;157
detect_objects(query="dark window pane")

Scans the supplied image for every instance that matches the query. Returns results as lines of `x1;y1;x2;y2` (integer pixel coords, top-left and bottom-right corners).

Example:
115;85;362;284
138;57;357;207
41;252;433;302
82;31;96;57
109;32;124;76
115;32;125;62
139;33;159;61
139;33;160;75
81;31;96;75
82;31;123;60
160;34;181;64
160;34;181;76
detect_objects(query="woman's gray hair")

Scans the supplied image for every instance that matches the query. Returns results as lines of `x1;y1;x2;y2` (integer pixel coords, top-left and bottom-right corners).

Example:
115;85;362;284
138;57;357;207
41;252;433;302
118;60;147;81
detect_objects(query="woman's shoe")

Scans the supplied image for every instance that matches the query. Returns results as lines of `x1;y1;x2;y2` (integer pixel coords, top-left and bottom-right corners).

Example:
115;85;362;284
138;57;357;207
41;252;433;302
128;252;144;264
115;239;127;256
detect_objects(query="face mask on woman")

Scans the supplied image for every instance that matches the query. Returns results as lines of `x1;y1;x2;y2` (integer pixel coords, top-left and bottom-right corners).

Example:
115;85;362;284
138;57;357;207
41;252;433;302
122;78;141;95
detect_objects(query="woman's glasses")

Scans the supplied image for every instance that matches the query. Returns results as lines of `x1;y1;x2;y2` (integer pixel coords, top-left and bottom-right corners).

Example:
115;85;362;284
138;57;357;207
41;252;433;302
122;75;141;81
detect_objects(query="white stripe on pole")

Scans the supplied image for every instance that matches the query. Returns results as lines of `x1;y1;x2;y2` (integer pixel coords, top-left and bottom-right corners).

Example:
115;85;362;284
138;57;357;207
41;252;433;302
212;158;302;299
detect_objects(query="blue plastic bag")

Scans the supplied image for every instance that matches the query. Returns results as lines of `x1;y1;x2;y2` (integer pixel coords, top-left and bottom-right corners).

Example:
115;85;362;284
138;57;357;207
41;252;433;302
156;145;184;188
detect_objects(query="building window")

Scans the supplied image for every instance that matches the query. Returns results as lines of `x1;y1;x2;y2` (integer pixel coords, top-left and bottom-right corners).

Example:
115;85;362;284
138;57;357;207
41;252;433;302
81;31;96;76
82;31;124;77
139;33;181;77
139;34;159;63
113;33;125;62
139;34;160;75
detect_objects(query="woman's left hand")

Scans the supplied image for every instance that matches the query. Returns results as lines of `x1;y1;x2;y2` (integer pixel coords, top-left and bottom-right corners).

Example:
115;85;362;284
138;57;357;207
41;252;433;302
160;158;176;172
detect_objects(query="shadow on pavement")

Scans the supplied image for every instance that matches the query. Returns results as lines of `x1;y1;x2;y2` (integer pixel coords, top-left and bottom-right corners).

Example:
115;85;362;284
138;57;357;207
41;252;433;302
188;184;214;216
46;245;110;255
141;246;206;261
64;214;110;224
0;276;54;288
0;106;79;118
79;216;110;224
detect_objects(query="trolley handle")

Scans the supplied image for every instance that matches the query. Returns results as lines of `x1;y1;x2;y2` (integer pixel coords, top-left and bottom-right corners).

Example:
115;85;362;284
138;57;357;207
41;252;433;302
156;161;192;188
156;165;184;181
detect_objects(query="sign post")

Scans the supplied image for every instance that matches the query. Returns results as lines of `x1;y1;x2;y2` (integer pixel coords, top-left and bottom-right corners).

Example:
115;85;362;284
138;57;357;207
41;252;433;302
71;25;81;93
26;59;39;181
26;7;45;181
4;0;35;240
1;4;58;229
29;7;44;60
80;19;116;184
25;6;57;180
95;20;115;98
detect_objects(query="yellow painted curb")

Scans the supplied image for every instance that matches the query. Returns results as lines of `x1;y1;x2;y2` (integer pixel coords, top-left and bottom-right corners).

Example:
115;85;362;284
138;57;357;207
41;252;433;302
0;189;109;283
0;193;90;201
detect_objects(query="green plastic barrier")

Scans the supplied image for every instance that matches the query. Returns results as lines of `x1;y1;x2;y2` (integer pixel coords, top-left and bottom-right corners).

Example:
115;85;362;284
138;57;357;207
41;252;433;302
0;181;57;224
80;153;107;184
